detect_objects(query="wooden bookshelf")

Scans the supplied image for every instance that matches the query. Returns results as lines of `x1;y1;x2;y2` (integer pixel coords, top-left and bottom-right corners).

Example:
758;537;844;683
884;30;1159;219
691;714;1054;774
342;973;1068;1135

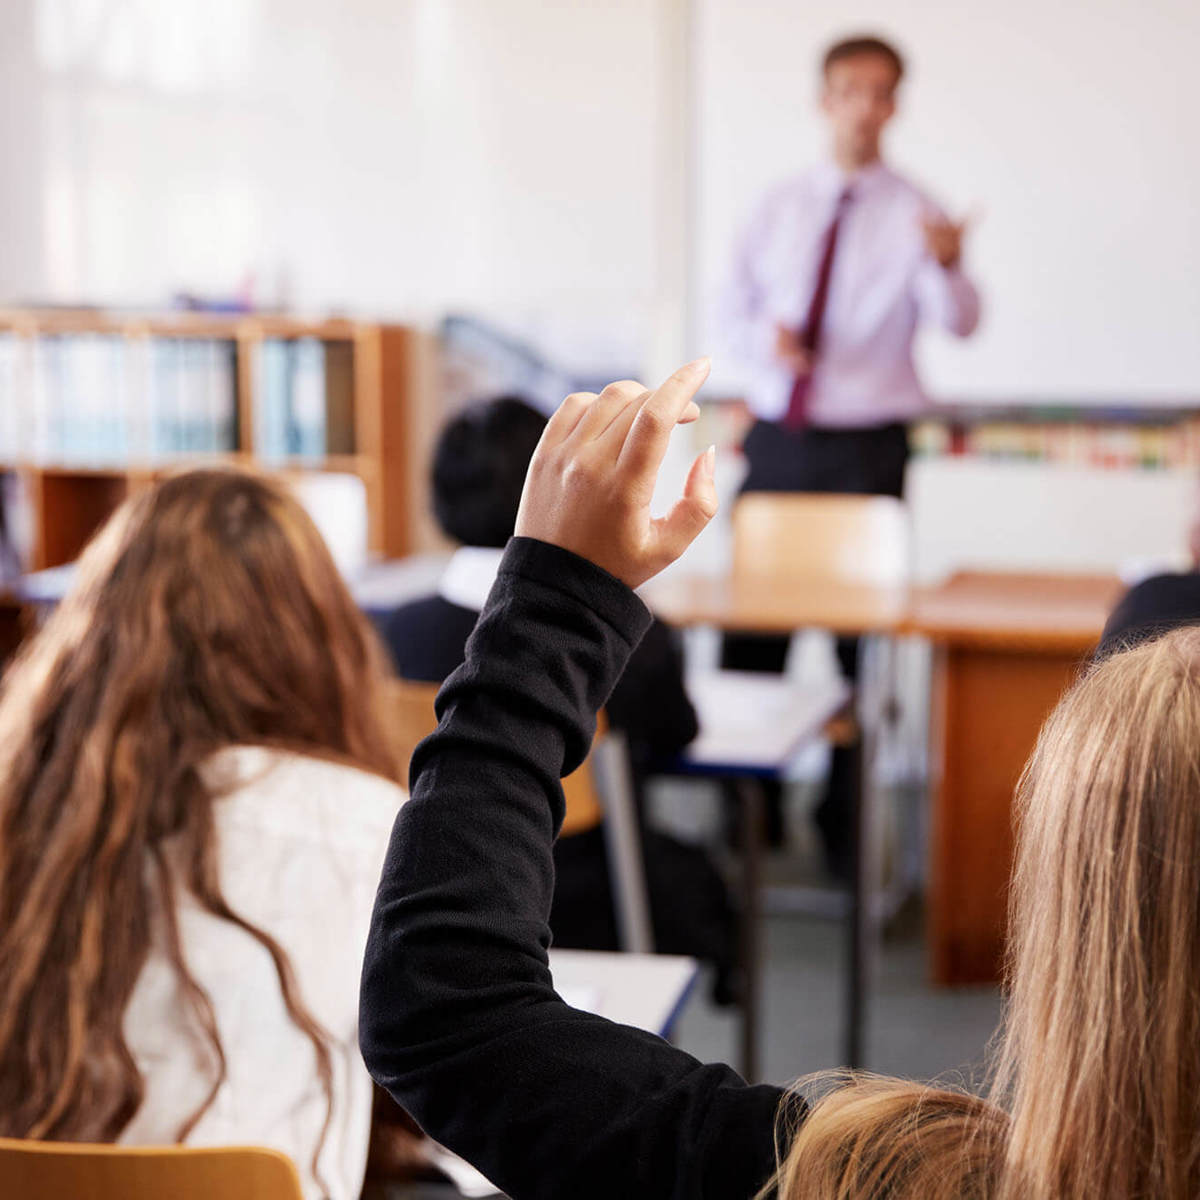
0;310;437;571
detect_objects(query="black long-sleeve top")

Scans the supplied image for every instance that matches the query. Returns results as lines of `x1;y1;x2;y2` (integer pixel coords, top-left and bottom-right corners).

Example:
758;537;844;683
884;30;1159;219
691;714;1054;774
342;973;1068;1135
359;538;787;1199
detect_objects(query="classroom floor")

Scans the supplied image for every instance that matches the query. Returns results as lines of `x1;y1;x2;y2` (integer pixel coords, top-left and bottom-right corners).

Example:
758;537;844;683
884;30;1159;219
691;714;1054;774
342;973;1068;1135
676;904;1002;1088
658;778;1004;1088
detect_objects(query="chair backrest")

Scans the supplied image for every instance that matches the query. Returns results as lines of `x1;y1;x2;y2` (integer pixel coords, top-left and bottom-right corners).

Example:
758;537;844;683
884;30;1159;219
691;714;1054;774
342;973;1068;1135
0;1138;304;1200
732;493;910;588
385;679;650;949
385;678;604;836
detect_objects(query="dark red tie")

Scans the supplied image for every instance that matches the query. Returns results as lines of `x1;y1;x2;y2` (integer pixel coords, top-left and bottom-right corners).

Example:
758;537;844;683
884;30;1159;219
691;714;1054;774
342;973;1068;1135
783;186;854;430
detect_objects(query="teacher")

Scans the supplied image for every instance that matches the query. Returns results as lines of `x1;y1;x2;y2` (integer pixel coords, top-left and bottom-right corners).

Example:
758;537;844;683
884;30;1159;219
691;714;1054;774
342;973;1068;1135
721;34;981;874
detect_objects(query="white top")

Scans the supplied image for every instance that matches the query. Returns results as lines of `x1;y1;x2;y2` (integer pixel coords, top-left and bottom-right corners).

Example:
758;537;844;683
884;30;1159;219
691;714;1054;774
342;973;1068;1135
437;546;506;612
119;747;405;1200
722;161;981;427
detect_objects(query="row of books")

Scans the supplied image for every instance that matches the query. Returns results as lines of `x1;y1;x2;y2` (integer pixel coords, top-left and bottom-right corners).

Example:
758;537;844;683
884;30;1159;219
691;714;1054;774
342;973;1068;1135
0;333;237;465
0;333;359;467
253;337;355;463
910;416;1200;471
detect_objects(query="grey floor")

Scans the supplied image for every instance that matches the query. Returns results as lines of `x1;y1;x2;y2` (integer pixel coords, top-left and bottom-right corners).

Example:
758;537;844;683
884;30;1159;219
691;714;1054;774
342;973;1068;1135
675;908;1002;1089
664;778;1003;1090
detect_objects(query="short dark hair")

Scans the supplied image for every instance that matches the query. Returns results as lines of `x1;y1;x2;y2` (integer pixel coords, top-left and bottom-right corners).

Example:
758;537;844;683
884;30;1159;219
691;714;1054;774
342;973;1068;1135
822;35;905;84
431;395;548;548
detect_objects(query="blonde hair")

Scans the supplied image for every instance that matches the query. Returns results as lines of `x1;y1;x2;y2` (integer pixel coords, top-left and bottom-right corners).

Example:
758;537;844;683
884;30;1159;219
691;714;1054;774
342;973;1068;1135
767;625;1200;1198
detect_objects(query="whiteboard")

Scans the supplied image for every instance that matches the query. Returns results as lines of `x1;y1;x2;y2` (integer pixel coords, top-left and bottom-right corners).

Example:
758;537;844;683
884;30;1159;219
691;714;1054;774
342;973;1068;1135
693;0;1200;404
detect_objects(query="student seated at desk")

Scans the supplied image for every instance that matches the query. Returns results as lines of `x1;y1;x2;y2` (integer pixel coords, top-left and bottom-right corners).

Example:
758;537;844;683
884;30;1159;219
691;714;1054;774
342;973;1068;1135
1099;512;1200;654
380;396;737;994
0;470;405;1200
362;362;1200;1200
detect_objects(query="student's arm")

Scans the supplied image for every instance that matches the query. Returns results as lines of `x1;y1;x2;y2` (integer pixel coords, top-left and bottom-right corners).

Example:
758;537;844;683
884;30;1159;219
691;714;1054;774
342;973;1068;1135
360;368;788;1200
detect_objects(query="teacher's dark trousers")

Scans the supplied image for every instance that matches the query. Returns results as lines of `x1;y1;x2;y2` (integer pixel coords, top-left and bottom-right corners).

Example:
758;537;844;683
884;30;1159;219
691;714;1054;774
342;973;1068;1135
721;419;909;873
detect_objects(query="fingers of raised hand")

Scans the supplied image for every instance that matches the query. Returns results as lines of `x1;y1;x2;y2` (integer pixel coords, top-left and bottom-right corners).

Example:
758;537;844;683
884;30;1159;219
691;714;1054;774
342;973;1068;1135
647;445;720;573
618;358;711;476
572;379;650;444
543;390;600;447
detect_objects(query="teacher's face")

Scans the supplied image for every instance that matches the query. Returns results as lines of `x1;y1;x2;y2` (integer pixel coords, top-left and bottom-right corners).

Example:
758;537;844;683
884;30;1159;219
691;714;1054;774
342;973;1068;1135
821;54;899;165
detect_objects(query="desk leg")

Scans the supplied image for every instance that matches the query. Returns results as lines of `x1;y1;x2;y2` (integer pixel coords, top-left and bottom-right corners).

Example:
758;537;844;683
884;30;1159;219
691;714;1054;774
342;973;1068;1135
736;777;764;1083
845;730;867;1069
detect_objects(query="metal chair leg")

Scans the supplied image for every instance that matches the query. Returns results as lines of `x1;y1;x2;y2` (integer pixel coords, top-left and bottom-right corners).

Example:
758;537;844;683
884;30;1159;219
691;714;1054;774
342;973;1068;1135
736;777;765;1083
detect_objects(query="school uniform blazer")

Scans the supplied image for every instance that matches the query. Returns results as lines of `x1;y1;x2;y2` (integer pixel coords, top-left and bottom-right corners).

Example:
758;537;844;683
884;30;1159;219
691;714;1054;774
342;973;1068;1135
1099;571;1200;657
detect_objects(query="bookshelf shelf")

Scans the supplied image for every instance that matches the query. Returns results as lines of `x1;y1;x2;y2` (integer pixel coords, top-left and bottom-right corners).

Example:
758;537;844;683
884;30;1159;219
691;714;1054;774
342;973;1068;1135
0;310;436;573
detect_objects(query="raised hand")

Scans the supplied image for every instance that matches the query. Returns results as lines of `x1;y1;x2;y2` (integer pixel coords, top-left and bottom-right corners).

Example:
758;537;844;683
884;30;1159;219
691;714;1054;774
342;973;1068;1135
514;359;718;589
921;213;969;270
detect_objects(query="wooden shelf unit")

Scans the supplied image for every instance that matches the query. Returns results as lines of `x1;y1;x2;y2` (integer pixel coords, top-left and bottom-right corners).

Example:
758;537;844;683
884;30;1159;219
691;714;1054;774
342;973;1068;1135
0;311;436;570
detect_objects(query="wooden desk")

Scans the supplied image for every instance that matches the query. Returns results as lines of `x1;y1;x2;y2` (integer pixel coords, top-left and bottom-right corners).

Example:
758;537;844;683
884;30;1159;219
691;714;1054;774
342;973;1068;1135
646;574;909;637
673;670;851;1080
645;574;901;1070
646;568;1124;991
910;572;1122;984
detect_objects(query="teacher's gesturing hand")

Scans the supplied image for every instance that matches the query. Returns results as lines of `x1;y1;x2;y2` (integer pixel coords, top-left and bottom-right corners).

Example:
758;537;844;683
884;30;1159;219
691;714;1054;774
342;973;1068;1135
515;358;718;590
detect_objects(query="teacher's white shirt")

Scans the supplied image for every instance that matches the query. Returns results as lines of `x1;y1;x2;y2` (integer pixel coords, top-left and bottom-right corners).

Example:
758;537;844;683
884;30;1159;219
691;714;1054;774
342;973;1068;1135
119;747;404;1200
722;160;981;428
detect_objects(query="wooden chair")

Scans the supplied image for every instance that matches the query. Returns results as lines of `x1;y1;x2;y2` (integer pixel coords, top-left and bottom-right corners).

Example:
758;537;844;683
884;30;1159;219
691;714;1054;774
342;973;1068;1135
385;678;603;836
385;678;651;951
732;492;910;588
0;1138;304;1200
730;491;910;747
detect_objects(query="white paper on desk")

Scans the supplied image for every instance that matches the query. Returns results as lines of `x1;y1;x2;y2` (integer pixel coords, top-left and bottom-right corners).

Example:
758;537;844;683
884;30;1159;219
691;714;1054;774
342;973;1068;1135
684;669;850;770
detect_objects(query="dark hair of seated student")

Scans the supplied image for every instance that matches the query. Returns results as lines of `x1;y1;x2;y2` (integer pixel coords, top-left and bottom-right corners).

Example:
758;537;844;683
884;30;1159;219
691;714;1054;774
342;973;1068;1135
431;394;548;549
379;395;737;998
0;468;406;1199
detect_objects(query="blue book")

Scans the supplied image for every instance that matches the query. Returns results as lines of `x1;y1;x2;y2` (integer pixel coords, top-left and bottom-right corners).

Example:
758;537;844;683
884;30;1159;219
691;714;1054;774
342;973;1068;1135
255;339;289;463
289;337;326;459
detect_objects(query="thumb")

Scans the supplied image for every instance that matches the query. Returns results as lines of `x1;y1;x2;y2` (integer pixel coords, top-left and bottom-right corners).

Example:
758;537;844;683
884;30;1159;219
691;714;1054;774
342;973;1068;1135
650;445;719;567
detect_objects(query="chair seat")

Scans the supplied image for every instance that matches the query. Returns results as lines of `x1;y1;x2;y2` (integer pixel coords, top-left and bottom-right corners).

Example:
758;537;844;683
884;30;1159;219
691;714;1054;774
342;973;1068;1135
0;1138;305;1200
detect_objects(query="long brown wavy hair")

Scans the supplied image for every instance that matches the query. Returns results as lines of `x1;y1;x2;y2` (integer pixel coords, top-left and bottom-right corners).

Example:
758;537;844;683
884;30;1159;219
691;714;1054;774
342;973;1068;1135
766;624;1200;1198
0;468;400;1159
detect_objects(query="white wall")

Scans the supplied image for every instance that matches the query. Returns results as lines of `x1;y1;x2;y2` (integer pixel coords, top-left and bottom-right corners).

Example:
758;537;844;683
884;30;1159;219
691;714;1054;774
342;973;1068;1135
908;459;1194;581
11;0;1200;400
695;0;1200;402
8;0;1200;582
0;0;692;374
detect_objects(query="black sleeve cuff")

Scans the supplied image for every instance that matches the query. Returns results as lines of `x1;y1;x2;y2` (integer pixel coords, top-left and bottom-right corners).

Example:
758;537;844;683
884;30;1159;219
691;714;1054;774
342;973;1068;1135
497;537;653;649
